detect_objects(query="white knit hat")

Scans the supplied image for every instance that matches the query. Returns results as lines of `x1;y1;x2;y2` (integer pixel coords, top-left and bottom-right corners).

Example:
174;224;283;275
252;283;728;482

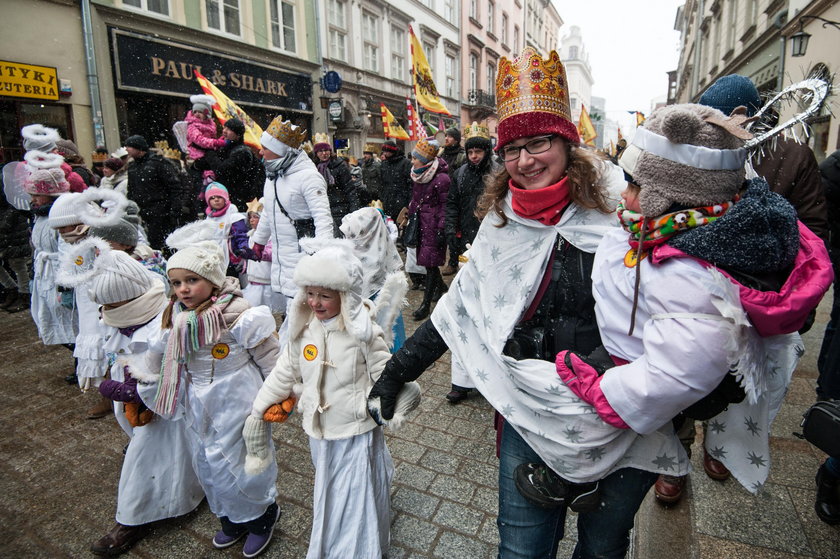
88;250;155;305
48;192;83;228
21;124;60;153
166;240;226;287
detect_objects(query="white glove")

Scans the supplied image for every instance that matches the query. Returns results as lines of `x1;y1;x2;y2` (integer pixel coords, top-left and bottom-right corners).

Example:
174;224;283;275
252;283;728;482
242;415;272;475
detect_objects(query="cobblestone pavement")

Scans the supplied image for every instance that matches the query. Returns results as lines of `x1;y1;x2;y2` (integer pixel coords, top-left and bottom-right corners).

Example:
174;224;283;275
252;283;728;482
1;284;838;558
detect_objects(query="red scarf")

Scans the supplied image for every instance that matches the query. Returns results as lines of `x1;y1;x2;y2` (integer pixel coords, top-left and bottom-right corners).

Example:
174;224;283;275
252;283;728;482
509;176;571;225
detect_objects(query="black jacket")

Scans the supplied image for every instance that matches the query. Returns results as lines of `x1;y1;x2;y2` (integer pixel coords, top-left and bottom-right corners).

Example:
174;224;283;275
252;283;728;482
379;152;413;221
127;153;182;213
361;157;383;199
199;139;264;209
440;145;466;177
445;157;498;245
0;196;32;259
323;157;360;220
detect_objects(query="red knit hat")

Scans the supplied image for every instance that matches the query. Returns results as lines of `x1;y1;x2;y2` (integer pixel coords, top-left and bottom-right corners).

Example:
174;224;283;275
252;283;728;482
495;47;579;149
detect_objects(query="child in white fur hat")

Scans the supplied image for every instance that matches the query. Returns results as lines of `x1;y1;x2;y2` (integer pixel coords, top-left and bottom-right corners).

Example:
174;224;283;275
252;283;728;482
243;239;418;559
85;249;203;556
147;240;280;558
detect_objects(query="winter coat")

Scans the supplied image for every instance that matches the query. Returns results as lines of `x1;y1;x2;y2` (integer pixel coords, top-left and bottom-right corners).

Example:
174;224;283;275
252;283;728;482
322;157;360;223
753;138;828;241
445;156;499;248
821;149;840;250
408;158;450;267
62;162;87;193
257;306;391;440
360;157;383;199
440;145;466;177
251;151;334;297
0;197;32;259
126;152;183;247
100;168;128;195
379;152;413;222
185;110;222;161
199;139;264;209
69;163;98;187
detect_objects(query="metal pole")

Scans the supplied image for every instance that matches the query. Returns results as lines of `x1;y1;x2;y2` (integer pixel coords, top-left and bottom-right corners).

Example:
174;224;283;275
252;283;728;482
80;0;105;147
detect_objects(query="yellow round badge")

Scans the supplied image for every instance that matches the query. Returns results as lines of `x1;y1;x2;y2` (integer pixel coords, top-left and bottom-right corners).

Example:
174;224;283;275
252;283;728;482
211;343;230;359
74;255;85;266
624;248;648;268
303;344;318;361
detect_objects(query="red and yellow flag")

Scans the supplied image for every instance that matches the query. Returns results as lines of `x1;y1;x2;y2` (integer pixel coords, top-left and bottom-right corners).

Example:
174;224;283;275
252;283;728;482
577;104;597;147
635;111;646;126
617;127;624;142
409;26;451;115
195;70;263;149
406;98;427;141
380;104;410;141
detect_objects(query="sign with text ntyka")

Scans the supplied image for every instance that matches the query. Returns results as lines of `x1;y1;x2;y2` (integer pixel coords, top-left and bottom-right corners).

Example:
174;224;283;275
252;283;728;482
0;60;59;101
110;28;312;112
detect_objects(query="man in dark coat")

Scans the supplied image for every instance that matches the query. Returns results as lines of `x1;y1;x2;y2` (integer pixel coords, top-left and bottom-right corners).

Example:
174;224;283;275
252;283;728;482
124;135;182;251
360;144;383;204
313;137;360;235
378;140;413;224
197;118;264;210
439;127;466;178
443;129;499;275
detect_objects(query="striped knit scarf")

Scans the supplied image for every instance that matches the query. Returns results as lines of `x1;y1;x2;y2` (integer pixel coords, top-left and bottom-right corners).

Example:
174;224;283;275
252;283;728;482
153;293;233;417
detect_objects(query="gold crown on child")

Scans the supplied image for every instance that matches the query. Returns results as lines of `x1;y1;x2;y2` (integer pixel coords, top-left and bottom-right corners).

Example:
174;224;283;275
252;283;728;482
266;116;307;149
496;47;571;124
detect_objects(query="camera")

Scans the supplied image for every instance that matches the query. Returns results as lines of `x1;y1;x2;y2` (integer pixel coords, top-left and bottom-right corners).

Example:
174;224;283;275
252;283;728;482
503;326;548;360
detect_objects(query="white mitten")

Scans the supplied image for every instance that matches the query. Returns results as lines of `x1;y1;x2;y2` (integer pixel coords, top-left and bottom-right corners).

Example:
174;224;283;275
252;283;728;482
242;415;272;475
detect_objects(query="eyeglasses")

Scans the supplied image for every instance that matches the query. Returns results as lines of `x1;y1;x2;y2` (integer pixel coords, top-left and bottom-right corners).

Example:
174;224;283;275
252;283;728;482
499;135;557;162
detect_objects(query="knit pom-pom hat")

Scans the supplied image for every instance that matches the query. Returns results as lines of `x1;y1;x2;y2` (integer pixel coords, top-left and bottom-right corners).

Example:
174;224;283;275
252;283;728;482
89;250;156;305
699;74;762;117
24;167;69;196
167;240;226;287
89;218;139;248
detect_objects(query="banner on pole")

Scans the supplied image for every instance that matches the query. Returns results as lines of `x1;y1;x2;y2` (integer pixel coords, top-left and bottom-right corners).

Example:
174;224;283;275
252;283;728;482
195;70;263;149
380;104;410;140
409;26;451;115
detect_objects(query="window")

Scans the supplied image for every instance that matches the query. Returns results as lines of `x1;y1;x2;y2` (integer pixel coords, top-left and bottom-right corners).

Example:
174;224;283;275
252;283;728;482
725;0;737;51
501;13;508;45
327;0;347;62
469;52;478;91
747;0;758;22
419;0;433;7
445;54;457;97
513;25;520;52
486;62;495;93
569;45;578;59
122;0;169;16
270;0;296;52
424;42;435;73
470;0;477;20
444;0;456;24
391;26;406;82
570;96;577;110
711;13;721;64
488;2;495;34
363;12;379;73
206;0;240;35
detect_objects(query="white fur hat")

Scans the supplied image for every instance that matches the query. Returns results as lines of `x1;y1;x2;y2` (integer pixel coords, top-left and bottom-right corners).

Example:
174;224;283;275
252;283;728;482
21;124;60;153
190;94;216;114
167;240;226;287
89;250;156;305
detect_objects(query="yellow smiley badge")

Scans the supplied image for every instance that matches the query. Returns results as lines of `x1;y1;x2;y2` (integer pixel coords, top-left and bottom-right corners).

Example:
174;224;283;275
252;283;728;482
623;248;648;268
74;255;85;266
211;343;230;359
303;344;318;361
219;223;225;229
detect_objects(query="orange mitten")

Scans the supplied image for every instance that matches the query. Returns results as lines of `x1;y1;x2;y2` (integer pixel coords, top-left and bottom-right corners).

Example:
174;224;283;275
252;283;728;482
124;402;154;428
263;396;296;423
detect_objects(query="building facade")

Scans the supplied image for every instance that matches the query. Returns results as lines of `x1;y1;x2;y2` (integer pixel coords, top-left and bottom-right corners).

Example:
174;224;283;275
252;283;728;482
560;25;593;126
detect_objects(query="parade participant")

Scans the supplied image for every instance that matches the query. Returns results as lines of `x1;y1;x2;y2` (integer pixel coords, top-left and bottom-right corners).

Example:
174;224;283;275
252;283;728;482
339;206;408;351
360;143;383;204
241;198;285;313
202;182;251;274
21;124;86;193
184;94;226;186
250;115;333;345
439;127;467;178
24;150;78;354
242;241;414;559
442;121;500;402
148;240;280;558
401;137;450;320
84;250;203;557
88;218;168;284
367;46;654;559
313;133;360;234
56;139;99;186
99;158;128;195
198;118;265;210
124;134;182;251
378;140;413;226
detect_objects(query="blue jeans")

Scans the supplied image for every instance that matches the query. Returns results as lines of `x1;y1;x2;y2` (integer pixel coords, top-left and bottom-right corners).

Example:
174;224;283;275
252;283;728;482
497;421;657;559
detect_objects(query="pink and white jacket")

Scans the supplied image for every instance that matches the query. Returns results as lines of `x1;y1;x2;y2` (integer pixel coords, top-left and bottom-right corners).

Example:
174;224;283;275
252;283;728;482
185;110;224;161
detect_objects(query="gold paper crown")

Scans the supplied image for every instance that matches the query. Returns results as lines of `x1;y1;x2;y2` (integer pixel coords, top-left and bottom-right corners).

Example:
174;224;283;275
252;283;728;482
266;115;307;149
412;136;438;162
300;140;314;154
463;121;490;141
163;148;182;160
496;47;571;124
363;143;379;154
313;132;330;147
245;197;263;214
91;152;108;163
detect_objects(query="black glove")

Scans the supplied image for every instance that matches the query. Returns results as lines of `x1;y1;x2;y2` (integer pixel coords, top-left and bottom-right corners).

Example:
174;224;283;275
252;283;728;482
368;360;408;424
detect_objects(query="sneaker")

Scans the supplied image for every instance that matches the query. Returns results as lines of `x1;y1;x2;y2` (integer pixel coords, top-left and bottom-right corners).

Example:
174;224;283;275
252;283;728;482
242;505;281;558
212;528;247;549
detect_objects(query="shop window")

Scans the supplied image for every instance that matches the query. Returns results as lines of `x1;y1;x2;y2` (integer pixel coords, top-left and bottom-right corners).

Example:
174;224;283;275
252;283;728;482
270;0;296;52
0;101;72;164
207;0;240;36
122;0;169;16
363;12;379;73
391;26;406;82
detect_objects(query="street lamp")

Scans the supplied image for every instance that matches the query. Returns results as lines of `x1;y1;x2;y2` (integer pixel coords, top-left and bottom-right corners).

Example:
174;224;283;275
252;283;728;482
790;15;840;57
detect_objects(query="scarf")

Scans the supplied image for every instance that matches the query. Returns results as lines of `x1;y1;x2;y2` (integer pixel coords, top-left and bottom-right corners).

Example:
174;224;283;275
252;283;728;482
205;199;231;217
618;198;737;249
264;150;298;179
317;160;336;186
411;158;439;184
32;202;53;216
153;292;233;417
102;282;167;328
509;176;571;226
59;224;90;244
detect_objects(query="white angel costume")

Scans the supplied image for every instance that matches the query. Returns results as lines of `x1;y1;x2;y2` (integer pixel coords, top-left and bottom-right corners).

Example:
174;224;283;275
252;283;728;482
29;214;77;345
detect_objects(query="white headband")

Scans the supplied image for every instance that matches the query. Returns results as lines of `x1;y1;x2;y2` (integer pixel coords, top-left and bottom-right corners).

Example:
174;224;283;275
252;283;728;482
629;127;747;171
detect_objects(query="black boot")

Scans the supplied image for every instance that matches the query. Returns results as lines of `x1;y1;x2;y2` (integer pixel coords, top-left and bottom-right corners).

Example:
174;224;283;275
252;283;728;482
412;269;437;320
445;384;471;404
432;272;448;302
409;273;424;290
0;289;13;310
5;291;29;313
815;462;840;525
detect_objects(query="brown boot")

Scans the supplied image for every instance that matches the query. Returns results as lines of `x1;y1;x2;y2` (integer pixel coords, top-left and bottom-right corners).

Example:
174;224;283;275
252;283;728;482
91;522;148;556
87;395;114;420
703;448;731;481
654;474;686;504
440;265;457;276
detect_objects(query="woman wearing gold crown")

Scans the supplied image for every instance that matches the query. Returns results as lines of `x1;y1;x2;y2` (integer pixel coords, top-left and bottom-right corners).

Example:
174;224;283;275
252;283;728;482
366;48;660;559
